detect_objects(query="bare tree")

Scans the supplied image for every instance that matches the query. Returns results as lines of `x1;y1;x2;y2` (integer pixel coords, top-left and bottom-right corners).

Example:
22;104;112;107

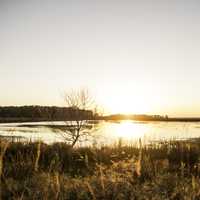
57;89;97;147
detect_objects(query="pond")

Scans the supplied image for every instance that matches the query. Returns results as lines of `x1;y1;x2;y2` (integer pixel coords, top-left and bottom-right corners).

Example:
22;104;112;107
1;120;200;146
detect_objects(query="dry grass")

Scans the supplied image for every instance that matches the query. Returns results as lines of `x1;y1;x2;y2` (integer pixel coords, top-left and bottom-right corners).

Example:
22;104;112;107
1;139;200;199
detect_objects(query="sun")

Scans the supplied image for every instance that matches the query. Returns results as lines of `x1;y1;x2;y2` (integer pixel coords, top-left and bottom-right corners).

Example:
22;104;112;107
96;83;159;115
103;91;151;115
107;96;147;114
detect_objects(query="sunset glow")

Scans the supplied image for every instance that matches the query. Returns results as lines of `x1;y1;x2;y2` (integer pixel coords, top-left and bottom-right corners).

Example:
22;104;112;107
1;0;200;117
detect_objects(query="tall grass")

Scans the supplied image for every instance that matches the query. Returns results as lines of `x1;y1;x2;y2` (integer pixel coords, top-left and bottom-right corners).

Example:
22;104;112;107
0;140;9;199
1;139;200;199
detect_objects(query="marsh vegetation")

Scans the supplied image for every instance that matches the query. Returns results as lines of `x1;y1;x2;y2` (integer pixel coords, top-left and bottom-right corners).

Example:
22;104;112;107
1;139;200;199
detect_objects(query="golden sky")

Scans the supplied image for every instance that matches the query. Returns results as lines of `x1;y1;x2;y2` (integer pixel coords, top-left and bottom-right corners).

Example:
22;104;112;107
1;0;200;117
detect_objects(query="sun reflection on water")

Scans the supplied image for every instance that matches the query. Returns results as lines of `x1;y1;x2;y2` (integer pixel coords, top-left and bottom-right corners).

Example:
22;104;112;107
105;120;149;143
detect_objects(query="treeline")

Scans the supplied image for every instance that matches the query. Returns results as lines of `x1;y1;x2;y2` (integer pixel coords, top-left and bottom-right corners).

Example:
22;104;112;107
0;106;94;122
103;114;169;121
0;106;170;123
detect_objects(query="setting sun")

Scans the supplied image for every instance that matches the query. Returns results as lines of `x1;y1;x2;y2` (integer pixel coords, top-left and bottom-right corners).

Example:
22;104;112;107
105;95;150;114
97;84;158;115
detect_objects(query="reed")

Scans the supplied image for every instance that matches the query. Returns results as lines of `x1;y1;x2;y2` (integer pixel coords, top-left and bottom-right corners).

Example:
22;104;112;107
1;139;200;199
0;140;9;199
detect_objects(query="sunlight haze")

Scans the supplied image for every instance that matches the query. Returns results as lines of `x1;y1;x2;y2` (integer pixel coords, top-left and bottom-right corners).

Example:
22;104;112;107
1;0;200;117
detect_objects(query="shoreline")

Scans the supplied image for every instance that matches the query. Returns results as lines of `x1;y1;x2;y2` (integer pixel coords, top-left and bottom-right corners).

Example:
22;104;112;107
1;117;200;123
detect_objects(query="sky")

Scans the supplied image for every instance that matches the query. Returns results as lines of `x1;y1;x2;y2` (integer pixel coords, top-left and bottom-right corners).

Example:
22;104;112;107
1;0;200;117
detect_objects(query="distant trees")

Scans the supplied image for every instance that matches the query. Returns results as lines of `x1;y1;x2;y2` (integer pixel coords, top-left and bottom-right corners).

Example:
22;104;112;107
0;105;94;122
0;106;45;119
57;88;97;147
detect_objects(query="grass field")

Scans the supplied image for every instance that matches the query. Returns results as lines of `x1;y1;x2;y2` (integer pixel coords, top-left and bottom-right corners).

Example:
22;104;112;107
1;139;200;199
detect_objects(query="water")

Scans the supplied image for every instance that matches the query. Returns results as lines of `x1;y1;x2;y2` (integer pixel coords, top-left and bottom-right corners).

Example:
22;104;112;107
1;120;200;145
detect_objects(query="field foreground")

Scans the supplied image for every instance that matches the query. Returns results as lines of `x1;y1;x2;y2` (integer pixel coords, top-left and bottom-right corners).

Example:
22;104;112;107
1;139;200;199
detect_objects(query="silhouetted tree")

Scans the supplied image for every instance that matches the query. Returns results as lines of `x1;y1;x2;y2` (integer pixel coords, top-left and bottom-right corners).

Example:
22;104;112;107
57;89;96;147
